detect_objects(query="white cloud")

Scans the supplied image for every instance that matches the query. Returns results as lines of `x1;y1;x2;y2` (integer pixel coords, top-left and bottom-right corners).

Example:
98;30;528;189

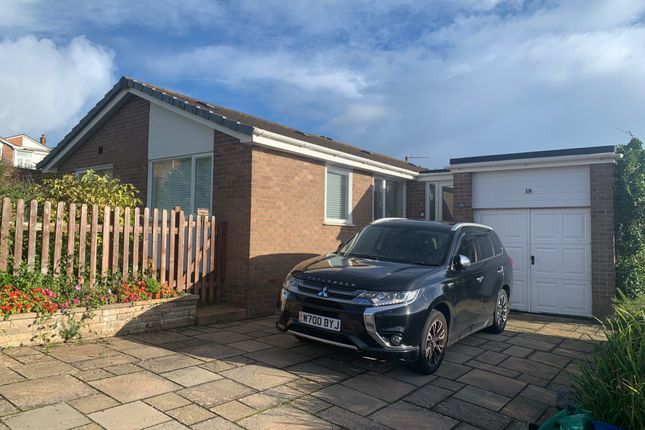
0;36;115;143
148;46;369;98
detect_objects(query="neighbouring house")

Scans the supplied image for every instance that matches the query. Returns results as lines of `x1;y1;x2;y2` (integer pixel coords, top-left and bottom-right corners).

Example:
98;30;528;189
1;134;51;169
37;76;618;318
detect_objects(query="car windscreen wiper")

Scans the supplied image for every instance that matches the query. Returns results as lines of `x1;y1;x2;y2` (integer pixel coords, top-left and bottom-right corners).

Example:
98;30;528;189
347;253;381;260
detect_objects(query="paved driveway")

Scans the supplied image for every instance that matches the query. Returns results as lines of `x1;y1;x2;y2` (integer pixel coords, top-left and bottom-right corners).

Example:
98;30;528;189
0;313;604;430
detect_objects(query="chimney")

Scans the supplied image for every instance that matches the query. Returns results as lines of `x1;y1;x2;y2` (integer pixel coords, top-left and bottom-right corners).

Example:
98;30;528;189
40;134;47;146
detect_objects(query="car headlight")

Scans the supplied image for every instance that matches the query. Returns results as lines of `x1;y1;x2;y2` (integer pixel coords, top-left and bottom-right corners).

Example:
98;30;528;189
358;289;420;306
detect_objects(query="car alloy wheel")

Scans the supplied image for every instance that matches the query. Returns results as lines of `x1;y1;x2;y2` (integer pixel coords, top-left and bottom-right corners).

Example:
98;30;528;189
425;318;447;366
496;290;509;328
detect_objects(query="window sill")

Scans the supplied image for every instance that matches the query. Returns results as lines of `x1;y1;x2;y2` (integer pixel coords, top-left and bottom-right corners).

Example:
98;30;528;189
324;220;355;227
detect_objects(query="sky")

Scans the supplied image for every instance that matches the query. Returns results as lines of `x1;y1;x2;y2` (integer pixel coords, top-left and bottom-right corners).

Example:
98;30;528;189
1;0;644;168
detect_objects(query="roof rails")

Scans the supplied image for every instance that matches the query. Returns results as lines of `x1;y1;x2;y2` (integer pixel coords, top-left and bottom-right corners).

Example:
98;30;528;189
450;222;493;231
371;217;407;224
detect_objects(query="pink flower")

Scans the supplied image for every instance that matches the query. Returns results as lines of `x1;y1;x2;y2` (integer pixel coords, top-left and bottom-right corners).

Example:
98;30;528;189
75;285;82;291
72;299;80;305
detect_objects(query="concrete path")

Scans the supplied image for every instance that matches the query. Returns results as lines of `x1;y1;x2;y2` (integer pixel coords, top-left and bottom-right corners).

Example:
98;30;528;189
0;313;605;430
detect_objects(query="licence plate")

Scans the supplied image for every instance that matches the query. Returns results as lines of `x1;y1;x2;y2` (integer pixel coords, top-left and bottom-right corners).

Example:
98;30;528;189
299;312;341;332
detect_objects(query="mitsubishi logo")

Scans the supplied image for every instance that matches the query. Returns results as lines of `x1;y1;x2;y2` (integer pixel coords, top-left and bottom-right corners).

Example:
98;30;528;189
317;287;329;298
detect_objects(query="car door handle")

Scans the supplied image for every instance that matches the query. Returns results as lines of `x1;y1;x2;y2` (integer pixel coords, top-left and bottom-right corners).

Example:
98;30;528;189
530;255;535;265
476;275;485;283
497;266;504;274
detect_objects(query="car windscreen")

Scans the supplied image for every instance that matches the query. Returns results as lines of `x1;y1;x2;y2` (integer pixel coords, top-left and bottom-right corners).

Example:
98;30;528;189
338;224;454;266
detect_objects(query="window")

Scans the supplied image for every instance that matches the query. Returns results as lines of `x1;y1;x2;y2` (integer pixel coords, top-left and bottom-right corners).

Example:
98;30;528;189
325;166;351;224
75;165;113;179
339;224;453;266
150;155;212;214
490;232;504;256
457;236;478;262
476;235;494;260
426;182;454;222
373;177;405;219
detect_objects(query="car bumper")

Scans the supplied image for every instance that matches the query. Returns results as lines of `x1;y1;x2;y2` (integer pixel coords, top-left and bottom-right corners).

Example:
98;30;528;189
276;289;428;362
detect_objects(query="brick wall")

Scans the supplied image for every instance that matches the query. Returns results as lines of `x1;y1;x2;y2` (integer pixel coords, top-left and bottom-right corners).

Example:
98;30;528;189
246;146;373;317
57;95;150;202
453;172;474;222
1;144;14;165
212;130;253;309
0;294;198;347
406;180;426;219
590;163;616;317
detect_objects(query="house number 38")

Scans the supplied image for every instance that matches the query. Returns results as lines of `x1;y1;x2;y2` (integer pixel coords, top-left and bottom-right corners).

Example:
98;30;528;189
524;188;533;194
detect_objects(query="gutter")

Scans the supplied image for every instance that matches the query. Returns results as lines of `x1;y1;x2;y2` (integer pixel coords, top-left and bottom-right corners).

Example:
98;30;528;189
447;152;619;173
252;128;420;180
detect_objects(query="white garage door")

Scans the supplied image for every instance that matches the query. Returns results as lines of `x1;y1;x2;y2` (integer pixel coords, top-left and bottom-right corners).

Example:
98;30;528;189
475;208;592;317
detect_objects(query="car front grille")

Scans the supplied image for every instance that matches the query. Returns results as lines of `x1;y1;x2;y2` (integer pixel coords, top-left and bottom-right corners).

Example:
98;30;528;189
296;280;364;302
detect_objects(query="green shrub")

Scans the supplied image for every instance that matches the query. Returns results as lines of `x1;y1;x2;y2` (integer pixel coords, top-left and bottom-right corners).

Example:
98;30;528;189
614;138;645;298
574;295;645;429
38;170;141;208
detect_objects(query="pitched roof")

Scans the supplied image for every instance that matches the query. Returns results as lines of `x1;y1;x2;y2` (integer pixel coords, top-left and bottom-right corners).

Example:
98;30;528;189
39;76;422;173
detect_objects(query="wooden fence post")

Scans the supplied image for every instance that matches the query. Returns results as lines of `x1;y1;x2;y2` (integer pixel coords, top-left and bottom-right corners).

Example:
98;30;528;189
27;200;38;271
0;198;12;271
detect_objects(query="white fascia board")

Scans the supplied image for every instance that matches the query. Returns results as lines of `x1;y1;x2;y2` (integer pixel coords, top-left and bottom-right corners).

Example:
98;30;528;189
448;152;619;173
252;128;418;180
40;90;131;172
417;172;453;182
132;90;253;143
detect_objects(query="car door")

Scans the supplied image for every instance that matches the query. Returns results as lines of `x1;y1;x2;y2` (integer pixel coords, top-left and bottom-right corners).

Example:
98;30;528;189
474;233;504;324
446;233;484;336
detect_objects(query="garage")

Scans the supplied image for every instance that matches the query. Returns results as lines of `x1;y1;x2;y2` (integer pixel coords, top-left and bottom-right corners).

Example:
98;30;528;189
443;146;618;317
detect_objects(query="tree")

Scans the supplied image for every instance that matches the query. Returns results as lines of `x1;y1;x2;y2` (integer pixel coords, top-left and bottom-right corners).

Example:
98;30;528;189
614;137;645;297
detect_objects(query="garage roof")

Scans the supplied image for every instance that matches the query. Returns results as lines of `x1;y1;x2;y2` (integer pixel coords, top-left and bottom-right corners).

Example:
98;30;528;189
450;145;616;165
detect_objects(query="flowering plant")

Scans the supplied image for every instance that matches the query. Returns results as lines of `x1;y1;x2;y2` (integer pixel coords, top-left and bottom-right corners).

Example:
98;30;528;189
0;270;178;318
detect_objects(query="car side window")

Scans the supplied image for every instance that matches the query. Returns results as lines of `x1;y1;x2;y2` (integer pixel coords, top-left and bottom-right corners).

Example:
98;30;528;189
490;232;504;256
457;236;478;263
476;235;495;260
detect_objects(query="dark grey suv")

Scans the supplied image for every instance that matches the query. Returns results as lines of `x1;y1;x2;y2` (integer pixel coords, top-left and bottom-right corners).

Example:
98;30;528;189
276;219;512;374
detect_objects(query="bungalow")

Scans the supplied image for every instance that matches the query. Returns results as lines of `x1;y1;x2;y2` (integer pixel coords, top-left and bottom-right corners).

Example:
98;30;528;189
38;77;617;318
1;134;50;169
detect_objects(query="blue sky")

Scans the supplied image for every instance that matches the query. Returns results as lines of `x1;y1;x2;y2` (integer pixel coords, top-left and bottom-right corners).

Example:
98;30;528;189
1;0;645;167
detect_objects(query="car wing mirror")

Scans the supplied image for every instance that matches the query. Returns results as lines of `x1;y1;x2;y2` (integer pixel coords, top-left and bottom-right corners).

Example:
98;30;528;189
453;254;471;271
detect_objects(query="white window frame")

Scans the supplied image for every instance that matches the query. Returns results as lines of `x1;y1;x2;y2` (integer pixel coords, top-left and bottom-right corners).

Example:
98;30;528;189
147;152;213;214
425;181;454;221
372;176;406;220
74;164;114;178
324;165;353;226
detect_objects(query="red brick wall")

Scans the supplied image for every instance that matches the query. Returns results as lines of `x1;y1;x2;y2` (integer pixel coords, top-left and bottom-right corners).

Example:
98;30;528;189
406;180;426;219
212;131;253;309
247;146;374;317
590;163;616;317
1;145;14;165
57;95;150;202
453;172;474;222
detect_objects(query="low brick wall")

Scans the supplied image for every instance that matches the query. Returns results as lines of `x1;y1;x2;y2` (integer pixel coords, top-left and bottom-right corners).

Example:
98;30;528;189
0;294;198;347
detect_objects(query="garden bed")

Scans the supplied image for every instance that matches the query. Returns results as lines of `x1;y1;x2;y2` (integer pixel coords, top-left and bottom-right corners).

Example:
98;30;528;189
0;293;198;347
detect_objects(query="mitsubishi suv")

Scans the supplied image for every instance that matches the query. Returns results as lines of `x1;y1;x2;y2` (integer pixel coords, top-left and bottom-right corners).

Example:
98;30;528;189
276;219;512;374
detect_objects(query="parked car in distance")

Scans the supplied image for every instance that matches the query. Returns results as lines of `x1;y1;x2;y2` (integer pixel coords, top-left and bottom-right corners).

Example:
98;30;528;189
276;219;513;374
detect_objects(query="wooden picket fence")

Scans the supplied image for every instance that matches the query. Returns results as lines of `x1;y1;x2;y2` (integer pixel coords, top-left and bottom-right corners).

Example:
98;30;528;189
0;198;226;304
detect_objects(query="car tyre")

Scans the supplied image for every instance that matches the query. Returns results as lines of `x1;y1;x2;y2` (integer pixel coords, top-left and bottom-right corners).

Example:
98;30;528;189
486;288;509;334
412;309;448;375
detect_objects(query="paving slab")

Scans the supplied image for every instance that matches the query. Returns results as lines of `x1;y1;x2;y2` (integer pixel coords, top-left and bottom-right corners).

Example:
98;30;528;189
68;393;119;414
141;355;204;373
191;417;242;430
89;401;171;430
220;364;297;390
502;395;548;423
144;393;192;412
210;400;256;421
11;359;76;380
458;369;527;397
340;373;416;402
2;403;89;430
289;396;333;414
371;401;458;430
434;397;513;430
404;384;453;408
312;384;386;416
239;405;333;430
179;344;244;362
177;379;256;408
48;344;118;363
0;375;95;409
453;385;511;411
90;372;179;402
318;406;389;430
166;404;215;425
161;366;222;387
245;348;311;368
284;362;347;385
